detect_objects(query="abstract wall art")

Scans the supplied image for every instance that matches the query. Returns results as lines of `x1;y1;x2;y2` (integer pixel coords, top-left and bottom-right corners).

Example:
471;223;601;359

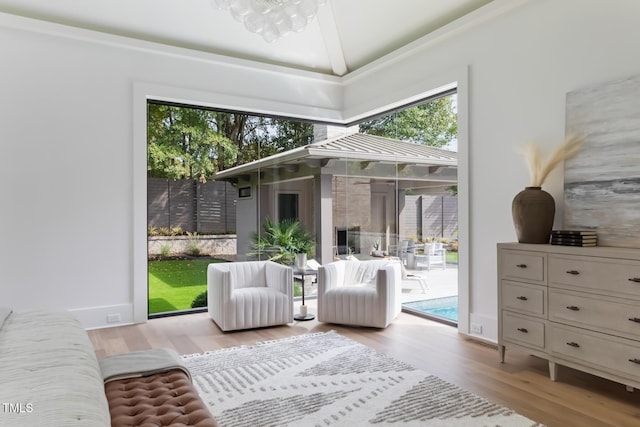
564;74;640;248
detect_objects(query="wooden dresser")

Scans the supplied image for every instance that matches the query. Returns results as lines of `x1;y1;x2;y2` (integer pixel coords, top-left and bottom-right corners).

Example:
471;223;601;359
498;242;640;391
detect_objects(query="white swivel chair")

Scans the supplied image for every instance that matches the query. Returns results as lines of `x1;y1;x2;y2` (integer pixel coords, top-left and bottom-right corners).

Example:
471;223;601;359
207;261;293;332
317;259;401;328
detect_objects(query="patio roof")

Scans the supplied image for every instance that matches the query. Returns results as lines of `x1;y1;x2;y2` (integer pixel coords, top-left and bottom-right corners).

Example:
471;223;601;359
214;133;457;180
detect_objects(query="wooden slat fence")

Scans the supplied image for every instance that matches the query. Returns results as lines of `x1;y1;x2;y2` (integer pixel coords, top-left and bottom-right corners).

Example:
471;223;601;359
148;179;236;233
403;194;457;241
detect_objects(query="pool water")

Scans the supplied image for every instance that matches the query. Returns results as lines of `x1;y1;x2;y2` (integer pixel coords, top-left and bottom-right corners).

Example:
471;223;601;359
403;296;458;323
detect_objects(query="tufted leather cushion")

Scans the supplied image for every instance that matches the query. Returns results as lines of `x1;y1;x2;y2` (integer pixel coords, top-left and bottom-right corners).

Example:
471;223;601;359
104;369;219;427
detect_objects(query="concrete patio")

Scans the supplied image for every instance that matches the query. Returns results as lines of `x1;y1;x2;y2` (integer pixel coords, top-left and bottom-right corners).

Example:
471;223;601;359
400;264;458;304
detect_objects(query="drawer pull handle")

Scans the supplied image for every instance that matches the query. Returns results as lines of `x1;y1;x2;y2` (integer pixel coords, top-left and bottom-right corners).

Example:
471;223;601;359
629;278;640;283
566;305;580;311
566;270;580;275
629;358;640;365
517;328;528;333
516;296;528;301
566;342;581;348
516;264;527;269
629;317;640;323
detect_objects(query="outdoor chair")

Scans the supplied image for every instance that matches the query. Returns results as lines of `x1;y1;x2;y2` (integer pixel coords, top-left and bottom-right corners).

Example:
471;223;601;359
207;260;293;332
399;239;417;269
317;259;401;328
415;242;447;270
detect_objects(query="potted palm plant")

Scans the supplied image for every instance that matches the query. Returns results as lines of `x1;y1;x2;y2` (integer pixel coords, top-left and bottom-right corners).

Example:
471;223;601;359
250;217;315;270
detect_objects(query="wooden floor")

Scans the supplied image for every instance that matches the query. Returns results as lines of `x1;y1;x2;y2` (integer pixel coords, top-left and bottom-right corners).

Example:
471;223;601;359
89;306;640;427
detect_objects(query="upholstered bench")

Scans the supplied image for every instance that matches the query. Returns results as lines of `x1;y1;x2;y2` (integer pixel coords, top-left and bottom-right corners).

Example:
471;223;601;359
105;369;218;427
100;348;219;427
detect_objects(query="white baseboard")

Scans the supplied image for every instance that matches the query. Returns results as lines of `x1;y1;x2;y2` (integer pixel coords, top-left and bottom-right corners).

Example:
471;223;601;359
69;303;134;330
468;312;498;343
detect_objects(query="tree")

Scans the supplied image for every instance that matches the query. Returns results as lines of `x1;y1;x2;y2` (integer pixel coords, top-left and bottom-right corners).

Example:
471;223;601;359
147;104;238;179
147;95;455;180
359;96;457;148
148;104;315;178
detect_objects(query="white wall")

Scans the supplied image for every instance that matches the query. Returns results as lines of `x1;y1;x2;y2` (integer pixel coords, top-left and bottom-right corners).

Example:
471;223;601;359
0;13;342;328
2;0;640;336
347;0;640;340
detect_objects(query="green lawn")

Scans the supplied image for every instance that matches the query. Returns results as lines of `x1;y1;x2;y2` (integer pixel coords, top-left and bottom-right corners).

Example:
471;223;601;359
148;258;302;315
148;258;222;315
446;251;458;264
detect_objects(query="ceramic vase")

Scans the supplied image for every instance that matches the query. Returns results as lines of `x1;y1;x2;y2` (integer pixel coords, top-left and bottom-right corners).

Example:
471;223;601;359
512;186;555;244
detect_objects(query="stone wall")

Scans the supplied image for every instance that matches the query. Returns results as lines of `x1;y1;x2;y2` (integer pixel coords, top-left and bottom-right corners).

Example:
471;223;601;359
148;235;236;257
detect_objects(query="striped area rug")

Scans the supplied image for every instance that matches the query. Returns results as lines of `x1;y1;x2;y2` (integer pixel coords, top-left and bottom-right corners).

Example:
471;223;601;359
183;331;543;427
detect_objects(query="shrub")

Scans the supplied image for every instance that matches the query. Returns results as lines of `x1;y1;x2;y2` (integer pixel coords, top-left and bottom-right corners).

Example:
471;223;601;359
159;227;170;236
171;226;184;236
191;290;207;308
249;218;314;265
449;240;459;252
159;244;172;257
148;226;160;236
186;231;201;256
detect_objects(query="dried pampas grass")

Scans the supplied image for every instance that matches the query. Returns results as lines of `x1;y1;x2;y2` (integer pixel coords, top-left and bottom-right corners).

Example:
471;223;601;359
520;134;584;187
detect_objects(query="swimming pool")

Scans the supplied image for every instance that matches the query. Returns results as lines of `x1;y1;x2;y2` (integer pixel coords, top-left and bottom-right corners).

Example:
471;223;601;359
402;296;458;323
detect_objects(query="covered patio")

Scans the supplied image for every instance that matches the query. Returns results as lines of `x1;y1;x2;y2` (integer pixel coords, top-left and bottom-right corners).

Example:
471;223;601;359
214;127;458;266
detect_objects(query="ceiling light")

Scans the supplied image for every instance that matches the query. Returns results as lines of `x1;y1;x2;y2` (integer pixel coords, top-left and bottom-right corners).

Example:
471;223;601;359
212;0;327;43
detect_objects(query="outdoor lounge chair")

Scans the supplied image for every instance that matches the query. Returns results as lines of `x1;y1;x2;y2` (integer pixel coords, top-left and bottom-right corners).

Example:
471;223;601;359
415;242;447;270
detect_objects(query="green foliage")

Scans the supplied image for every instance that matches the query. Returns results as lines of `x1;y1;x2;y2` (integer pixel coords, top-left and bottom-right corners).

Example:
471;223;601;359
257;119;314;157
250;218;315;265
148;226;184;237
191;290;208;308
159;244;172;258
147;104;238;179
147;104;314;179
186;232;201;256
147;96;454;180
359;96;457;148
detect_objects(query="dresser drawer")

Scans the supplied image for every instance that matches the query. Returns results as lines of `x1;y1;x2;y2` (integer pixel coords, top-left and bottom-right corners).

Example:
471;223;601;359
502;312;545;349
502;281;546;317
549;255;640;296
501;251;545;283
549;289;640;340
549;324;640;381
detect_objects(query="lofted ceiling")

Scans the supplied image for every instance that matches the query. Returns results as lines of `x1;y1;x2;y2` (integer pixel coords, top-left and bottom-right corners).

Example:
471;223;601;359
0;0;493;76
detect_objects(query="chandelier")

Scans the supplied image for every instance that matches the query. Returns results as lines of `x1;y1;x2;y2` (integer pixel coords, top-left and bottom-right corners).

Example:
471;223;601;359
212;0;327;43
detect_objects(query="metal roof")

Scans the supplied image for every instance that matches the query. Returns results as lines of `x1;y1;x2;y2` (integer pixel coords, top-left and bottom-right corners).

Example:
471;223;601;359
214;133;457;179
308;133;457;161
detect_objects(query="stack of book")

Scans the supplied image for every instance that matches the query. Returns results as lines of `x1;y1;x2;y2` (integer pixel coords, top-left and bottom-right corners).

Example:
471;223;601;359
551;230;597;247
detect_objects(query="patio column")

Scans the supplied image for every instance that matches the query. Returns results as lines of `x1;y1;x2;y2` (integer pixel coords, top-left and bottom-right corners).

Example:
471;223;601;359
315;173;333;264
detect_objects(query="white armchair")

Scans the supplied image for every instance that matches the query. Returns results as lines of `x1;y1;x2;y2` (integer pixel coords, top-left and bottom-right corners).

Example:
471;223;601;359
317;260;401;328
207;261;293;332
